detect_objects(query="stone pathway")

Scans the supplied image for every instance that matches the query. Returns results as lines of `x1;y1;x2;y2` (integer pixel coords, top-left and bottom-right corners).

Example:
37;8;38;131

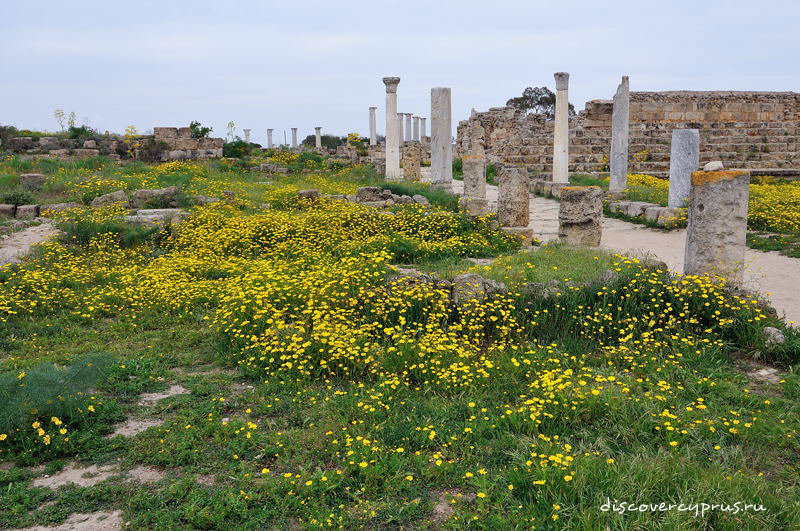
449;179;800;324
0;223;60;266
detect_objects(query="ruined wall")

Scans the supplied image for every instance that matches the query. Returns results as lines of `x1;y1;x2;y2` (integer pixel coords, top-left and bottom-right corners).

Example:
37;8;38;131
456;91;800;178
153;127;224;160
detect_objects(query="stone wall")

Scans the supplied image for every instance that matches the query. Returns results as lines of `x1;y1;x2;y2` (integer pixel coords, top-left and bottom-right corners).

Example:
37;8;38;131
153;127;224;160
456;91;800;179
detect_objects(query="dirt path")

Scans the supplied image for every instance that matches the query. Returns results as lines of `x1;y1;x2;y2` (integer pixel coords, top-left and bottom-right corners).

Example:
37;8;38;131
448;179;800;325
0;223;60;266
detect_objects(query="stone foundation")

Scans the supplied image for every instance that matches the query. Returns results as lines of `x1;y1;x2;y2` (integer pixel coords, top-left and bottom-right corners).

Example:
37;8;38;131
558;186;603;246
497;166;530;227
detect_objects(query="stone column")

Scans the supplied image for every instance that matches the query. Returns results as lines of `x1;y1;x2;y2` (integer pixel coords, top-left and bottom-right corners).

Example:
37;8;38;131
459;122;488;217
314;127;322;149
267;129;274;149
497;165;533;244
368;106;377;146
668;129;700;207
684;170;749;282
431;87;453;190
405;113;413;143
413;116;420;141
402;141;421;181
382;77;401;179
609;76;630;192
291;128;298;148
552;72;570;183
420;117;426;140
243;129;251;143
559;186;603;246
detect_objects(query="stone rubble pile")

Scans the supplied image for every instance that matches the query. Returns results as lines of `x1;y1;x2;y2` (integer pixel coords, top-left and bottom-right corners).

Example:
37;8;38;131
297;186;430;208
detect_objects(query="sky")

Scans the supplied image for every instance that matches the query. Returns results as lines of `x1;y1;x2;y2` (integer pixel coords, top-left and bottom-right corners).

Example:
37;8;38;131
2;0;798;144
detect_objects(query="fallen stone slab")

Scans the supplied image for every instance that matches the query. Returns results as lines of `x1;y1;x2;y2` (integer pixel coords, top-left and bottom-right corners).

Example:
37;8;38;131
451;273;507;304
39;202;81;215
130;186;180;208
15;205;39;219
297;189;320;201
0;204;16;218
623;201;654;217
19;173;47;191
91;190;129;207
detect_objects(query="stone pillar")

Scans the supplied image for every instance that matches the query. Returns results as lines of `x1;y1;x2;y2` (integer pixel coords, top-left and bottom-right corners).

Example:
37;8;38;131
497;165;532;244
668;129;700;208
314;127;322;149
243;129;251;143
552;72;570;183
291;128;298;148
420;117;427;140
402;141;421;181
368;106;377;146
609;76;630;192
459;122;488;217
431;87;453;190
558;186;603;246
684;170;750;282
405;113;413;143
413;116;420;141
383;77;401;179
267;129;274;149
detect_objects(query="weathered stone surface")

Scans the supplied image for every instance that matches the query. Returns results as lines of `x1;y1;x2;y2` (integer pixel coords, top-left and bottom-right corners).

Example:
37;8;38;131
91;190;129;207
131;186;180;208
356;187;384;202
0;204;16;218
40;202;81;215
15;204;40;218
297;189;320;201
761;326;785;346
609;76;630;192
623;201;652;217
668;129;700;207
558;186;603;246
552;72;570;183
643;205;665;221
360;200;387;208
430;87;453;190
154;127;178;140
462;121;487;199
656;207;683;227
72;148;101;158
383;77;401;179
369;107;378;146
412;194;430;205
19;173;47;191
459;197;489;217
497;166;530;227
684;170;750;281
402;141;422;181
703;160;724;171
500;226;535;246
83;139;98;148
451;273;506;304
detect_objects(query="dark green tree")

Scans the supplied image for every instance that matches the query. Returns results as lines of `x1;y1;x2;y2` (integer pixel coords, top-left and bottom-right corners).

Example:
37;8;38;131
506;86;575;120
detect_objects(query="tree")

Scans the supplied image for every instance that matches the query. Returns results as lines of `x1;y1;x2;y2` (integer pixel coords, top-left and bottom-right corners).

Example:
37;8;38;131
53;109;65;131
189;121;212;138
301;134;344;150
506;86;575;120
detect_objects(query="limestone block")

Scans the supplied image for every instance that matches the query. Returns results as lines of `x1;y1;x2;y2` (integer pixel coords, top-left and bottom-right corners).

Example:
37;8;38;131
402;141;421;182
83;140;98;148
15;204;40;218
48;149;70;158
198;137;224;149
131;186;181;208
297;189;320;201
684;170;749;282
558;186;603;246
451;273;507;304
360;200;387;208
462;154;486;198
459;197;489;217
656;207;684;227
0;204;16;218
40;202;81;216
643;205;665;221
500;226;535;246
497;166;530;227
177;127;192;139
154;127;178;140
412;194;430;205
172;138;201;150
668;129;700;208
356;187;384;202
623;201;652;217
91;190;129;207
531;180;546;195
72;149;100;158
19;173;47;191
703;160;724;171
550;183;566;199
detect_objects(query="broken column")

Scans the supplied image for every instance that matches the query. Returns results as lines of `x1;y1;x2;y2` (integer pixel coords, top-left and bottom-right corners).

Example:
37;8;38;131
668;129;700;207
431;87;453;191
413;116;420;141
420;117;427;140
497;165;533;244
684;170;750;282
397;113;405;143
267;129;274;149
314;127;322;149
383;77;401;179
609;76;630;192
459;122;488;216
558;186;603;246
402;141;421;181
369;106;377;146
405;114;413;143
243;129;251;143
291;128;298;149
552;72;570;183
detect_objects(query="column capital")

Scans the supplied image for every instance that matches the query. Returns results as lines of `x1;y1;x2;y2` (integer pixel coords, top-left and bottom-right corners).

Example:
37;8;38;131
315;126;322;131
382;76;401;93
267;128;274;132
369;106;377;111
554;72;569;90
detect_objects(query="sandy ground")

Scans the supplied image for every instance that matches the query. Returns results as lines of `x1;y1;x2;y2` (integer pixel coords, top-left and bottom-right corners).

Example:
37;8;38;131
11;510;124;531
446;178;800;325
0;223;60;266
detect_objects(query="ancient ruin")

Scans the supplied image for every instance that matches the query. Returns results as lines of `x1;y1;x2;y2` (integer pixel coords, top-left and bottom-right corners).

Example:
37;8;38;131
382;77;401;179
430;87;453;190
668;129;700;207
609;76;630;192
558;186;603;246
402;141;421;181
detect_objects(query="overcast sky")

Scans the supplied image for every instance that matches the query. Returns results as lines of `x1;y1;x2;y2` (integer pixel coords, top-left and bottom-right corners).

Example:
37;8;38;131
2;0;797;144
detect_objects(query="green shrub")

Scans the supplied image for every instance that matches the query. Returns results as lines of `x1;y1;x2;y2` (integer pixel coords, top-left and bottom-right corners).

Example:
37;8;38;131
223;139;250;158
189;121;213;139
58;219;159;248
452;157;463;177
66;125;96;140
1;190;34;206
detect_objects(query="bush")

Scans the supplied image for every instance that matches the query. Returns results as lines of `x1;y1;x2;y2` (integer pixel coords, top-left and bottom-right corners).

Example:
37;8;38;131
452;157;463;178
223;139;250;158
189;121;212;139
66;125;96;140
136;138;169;163
1;190;34;206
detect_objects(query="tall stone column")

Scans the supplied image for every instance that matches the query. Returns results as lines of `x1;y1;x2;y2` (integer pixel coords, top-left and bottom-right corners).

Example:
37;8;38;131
413;116;420;141
314;127;322;149
552;72;570;183
684;170;750;282
430;87;453;190
368;106;377;146
291;128;298;149
405;114;413;143
243;128;251;144
397;113;404;143
382;77;401;179
668;129;700;207
420;117;426;140
267;129;274;149
609;76;630;192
